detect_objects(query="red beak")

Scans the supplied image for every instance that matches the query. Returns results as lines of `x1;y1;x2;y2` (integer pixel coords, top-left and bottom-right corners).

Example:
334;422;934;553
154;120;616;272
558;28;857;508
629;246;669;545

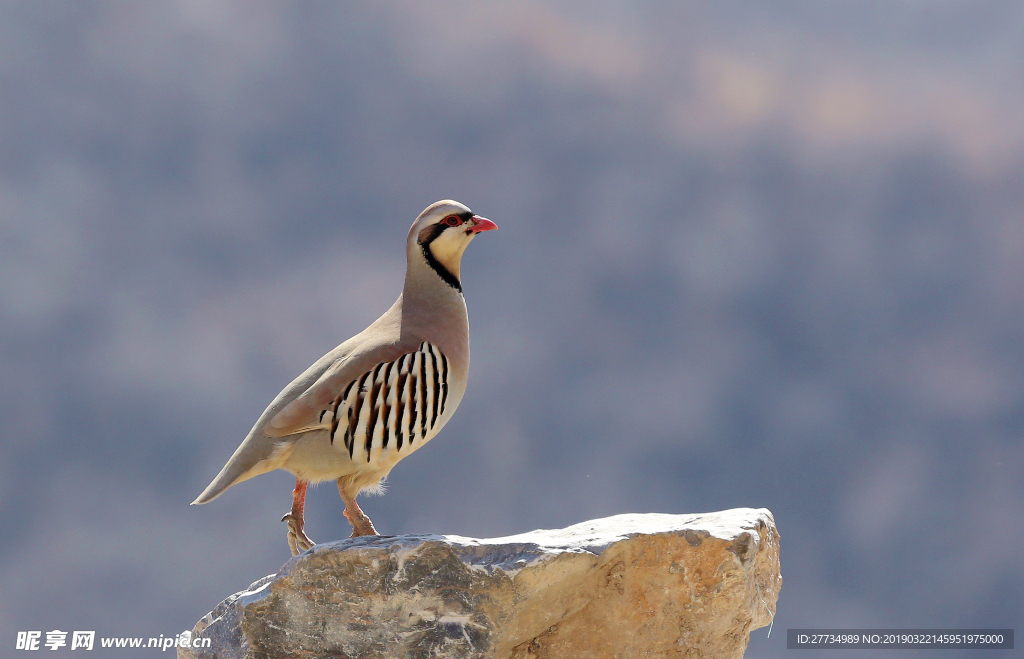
469;216;498;233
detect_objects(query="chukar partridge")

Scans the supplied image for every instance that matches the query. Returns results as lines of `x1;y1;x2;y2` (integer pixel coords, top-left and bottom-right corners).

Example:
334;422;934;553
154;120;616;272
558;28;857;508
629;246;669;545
192;200;496;555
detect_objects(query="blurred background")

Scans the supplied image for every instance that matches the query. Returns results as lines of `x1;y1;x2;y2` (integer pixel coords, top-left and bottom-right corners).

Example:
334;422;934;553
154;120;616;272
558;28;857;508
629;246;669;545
1;1;1022;657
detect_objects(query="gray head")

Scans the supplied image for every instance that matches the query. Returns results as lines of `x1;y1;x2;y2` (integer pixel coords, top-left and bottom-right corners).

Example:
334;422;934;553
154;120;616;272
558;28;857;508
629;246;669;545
407;200;497;291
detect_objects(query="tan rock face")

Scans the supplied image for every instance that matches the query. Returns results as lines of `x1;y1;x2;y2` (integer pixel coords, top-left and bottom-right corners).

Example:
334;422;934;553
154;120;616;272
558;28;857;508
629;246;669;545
181;509;780;659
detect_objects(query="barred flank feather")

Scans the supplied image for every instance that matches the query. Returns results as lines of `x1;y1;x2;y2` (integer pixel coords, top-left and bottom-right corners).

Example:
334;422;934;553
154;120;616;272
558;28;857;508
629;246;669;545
326;343;450;464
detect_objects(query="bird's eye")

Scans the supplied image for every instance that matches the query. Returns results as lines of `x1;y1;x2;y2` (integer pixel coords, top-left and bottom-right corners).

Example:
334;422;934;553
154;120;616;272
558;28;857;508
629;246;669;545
443;215;462;227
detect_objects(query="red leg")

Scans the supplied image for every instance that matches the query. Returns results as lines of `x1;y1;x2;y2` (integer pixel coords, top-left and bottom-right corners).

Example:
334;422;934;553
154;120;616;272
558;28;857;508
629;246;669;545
337;479;378;537
281;479;315;555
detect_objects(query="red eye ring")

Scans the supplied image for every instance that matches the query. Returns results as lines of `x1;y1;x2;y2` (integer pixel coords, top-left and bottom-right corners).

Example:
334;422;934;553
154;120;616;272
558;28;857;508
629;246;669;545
443;215;462;227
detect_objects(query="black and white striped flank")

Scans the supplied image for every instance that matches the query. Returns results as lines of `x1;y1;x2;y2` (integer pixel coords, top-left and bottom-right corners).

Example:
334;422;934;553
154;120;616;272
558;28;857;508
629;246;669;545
319;342;450;463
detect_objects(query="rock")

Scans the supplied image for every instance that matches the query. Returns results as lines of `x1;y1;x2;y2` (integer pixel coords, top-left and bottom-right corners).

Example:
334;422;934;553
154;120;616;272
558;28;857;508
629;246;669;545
180;508;780;659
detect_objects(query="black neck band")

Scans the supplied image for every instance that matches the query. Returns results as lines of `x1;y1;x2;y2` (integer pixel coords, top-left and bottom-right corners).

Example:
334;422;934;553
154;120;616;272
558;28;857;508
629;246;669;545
419;225;463;293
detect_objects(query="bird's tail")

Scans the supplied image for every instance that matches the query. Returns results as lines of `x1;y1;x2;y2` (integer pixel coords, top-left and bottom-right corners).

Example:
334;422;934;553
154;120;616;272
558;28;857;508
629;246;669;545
191;464;239;505
191;438;276;504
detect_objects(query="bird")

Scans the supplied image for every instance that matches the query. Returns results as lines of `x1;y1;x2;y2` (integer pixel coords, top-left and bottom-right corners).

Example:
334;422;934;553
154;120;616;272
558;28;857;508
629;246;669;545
191;200;496;555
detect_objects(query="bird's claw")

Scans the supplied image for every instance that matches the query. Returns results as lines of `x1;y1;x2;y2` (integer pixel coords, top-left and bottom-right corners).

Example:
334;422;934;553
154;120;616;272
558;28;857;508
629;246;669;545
281;513;315;555
344;509;379;538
